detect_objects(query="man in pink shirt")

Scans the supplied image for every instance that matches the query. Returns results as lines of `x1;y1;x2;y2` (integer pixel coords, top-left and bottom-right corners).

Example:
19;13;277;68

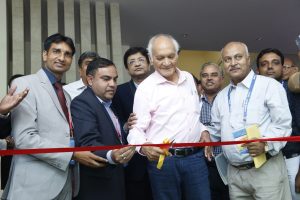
127;34;211;200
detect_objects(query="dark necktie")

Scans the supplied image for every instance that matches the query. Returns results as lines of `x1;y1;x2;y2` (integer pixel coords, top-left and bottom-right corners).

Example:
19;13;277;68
54;82;70;122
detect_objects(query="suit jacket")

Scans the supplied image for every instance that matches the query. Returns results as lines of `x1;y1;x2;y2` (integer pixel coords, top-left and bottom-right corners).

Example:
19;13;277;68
112;80;136;127
2;69;73;200
71;87;125;200
0;117;11;139
112;80;148;181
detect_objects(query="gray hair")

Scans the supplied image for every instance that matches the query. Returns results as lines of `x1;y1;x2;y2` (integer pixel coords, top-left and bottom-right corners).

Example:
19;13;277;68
200;62;224;77
147;34;180;59
220;41;249;61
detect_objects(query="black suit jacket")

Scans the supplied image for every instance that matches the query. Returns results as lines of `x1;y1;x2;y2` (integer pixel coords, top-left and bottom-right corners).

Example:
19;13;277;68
0;117;11;138
112;80;136;127
112;80;148;181
71;87;125;200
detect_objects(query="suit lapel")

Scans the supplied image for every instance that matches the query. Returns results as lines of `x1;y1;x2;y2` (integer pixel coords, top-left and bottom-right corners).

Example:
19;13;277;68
129;80;137;96
87;88;122;144
37;69;67;122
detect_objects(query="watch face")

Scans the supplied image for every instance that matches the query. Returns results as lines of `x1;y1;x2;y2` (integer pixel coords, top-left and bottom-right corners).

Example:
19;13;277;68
296;35;300;50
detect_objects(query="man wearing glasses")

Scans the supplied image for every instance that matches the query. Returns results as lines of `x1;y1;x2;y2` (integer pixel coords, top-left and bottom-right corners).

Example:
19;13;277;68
112;47;152;200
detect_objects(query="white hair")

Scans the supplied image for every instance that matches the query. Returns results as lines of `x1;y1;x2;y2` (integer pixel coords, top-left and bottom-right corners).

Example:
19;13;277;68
220;41;249;61
147;34;180;60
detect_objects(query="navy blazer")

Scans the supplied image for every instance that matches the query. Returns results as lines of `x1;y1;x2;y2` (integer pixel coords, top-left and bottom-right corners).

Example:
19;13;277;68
0;117;11;139
112;80;136;127
112;80;148;181
71;87;125;200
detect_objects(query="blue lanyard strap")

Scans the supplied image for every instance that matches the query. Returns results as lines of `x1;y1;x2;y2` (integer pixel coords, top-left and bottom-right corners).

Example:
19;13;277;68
227;75;257;124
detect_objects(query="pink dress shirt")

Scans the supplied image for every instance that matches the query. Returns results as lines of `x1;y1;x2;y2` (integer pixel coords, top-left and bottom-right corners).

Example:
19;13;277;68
127;68;207;146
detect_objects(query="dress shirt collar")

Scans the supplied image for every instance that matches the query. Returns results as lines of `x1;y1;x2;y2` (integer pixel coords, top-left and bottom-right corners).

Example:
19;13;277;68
132;80;139;88
96;96;112;108
229;70;255;89
152;68;187;84
201;94;216;105
43;67;59;84
75;78;86;90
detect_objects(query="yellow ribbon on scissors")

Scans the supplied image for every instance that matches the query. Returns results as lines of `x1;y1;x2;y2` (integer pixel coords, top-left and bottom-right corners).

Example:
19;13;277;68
157;138;172;169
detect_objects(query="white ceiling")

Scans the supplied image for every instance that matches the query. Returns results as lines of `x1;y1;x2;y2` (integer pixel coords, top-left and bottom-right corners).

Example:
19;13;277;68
106;0;300;54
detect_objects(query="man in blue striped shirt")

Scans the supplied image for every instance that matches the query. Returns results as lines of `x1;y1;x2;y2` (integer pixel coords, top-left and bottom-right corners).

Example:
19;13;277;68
199;62;229;200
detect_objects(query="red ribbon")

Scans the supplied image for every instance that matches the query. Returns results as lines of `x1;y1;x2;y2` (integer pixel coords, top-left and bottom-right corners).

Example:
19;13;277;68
1;136;300;156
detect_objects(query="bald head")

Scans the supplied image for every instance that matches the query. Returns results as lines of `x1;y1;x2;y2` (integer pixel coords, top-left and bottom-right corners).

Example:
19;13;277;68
283;57;298;80
221;42;249;58
221;42;251;85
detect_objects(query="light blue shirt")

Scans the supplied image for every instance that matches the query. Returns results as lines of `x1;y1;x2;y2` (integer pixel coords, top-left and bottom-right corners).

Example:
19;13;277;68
208;70;292;165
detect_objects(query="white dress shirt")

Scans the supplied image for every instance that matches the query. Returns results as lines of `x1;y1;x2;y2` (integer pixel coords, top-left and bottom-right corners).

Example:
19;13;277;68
127;68;207;145
208;70;292;165
63;79;87;100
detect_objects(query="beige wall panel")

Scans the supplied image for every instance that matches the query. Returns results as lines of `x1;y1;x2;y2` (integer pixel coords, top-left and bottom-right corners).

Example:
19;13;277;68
12;0;25;75
122;45;130;82
95;1;107;58
110;3;126;84
47;0;58;35
80;0;91;52
64;0;76;84
178;50;258;86
0;0;8;97
30;0;42;73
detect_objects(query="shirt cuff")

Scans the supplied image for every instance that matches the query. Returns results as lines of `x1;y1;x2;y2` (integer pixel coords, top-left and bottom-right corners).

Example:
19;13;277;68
106;150;117;165
0;112;10;119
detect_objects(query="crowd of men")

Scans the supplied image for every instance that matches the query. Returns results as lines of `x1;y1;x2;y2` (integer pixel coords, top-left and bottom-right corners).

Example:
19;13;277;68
0;32;299;200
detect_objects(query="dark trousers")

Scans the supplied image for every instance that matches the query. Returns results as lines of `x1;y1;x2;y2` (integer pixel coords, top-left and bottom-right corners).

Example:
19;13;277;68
125;173;152;200
206;160;229;200
1;156;12;189
147;150;210;200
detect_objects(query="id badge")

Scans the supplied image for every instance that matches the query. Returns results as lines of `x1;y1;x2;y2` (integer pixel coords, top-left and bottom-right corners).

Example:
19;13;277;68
232;128;248;155
70;137;75;166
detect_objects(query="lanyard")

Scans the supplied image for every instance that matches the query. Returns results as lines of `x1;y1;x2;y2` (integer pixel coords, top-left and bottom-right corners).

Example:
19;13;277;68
227;74;257;124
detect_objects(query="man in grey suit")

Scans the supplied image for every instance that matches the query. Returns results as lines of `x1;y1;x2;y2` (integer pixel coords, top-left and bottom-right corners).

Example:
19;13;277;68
2;33;107;200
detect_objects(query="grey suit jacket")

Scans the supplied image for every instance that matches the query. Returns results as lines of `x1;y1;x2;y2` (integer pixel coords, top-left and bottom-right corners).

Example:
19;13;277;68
2;69;73;200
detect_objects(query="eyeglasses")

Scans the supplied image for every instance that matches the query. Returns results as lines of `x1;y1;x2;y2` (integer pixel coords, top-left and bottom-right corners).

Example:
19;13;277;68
127;57;146;66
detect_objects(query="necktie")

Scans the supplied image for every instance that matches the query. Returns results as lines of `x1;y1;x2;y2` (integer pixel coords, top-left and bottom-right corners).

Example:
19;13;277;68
54;82;70;123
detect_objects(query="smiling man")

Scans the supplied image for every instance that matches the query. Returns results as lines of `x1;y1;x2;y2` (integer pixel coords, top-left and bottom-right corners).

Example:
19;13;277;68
127;34;211;200
2;33;107;200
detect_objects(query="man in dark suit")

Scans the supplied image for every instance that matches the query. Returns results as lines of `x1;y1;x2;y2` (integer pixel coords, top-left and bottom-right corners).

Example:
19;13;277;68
71;57;135;200
112;47;152;200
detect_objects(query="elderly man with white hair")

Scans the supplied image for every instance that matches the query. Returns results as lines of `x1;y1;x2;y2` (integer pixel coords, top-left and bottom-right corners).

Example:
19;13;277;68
127;34;211;200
